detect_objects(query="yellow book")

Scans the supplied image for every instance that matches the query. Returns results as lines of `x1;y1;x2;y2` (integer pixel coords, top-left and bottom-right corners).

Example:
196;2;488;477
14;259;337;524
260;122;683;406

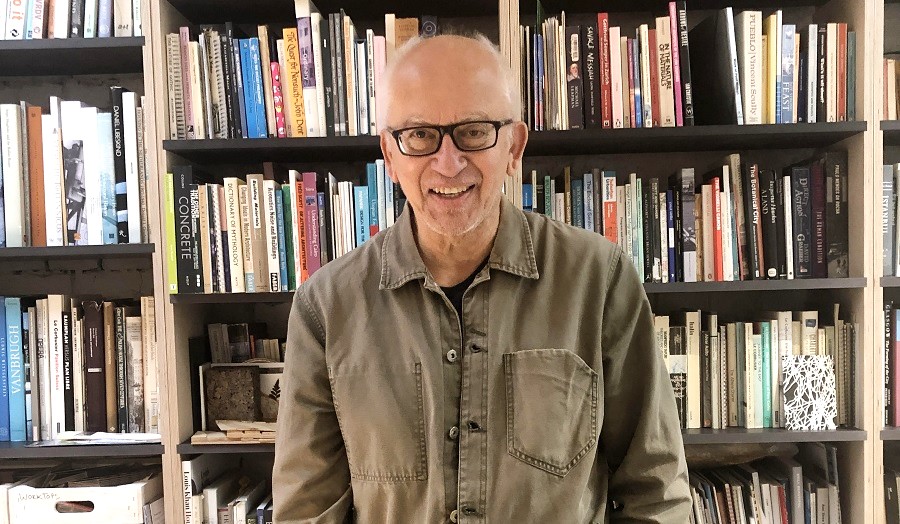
282;27;308;137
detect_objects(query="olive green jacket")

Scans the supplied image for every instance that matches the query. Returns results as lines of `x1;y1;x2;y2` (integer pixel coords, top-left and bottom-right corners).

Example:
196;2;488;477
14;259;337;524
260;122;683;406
273;197;691;523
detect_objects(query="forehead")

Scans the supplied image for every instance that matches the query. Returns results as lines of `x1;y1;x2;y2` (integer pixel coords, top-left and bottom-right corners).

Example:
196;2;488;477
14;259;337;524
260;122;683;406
386;38;510;124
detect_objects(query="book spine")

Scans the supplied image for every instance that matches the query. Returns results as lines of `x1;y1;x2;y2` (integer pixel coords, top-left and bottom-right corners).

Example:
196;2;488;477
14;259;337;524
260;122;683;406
125;314;144;432
817;26;827;123
680;169;696;282
122;92;141;243
247;38;267;138
6;0;27;38
271;62;287;138
319;16;335;137
656;17;675;127
650;177;661;281
61;307;73;431
82;301;106;432
581;22;601;127
837;23;847;121
114;307;127;432
566;25;584;130
668;3;683;126
275;188;289;289
0;106;24;247
291;173;308;283
781;25;795;123
744;164;763;279
701;330;712;427
239;185;255;291
83;0;97;38
298;17;321;137
283;27;308;137
810;161;827;279
110;87;128;243
807;25;818;123
5;299;23;441
648;28;660;127
825;152;849;277
783;175;795;279
0;302;7;441
632;37;642;128
883;167;893;277
760;169;780;279
676;1;694;125
223;178;246;293
598;14;611;128
281;186;296;289
224;26;242;138
847;31;856;121
263;181;281;292
791;167;812;278
174;168;203;293
69;0;84;37
639;25;653;127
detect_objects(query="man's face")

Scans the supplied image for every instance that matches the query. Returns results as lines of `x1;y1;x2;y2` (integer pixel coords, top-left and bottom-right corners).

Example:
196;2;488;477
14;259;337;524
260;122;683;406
381;38;527;239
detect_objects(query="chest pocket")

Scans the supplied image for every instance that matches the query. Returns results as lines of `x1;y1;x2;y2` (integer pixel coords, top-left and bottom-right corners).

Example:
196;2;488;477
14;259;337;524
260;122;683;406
328;362;427;482
503;348;601;477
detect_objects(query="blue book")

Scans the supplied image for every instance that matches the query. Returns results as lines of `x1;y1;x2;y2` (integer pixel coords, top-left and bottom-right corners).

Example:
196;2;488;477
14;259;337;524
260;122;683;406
240;40;259;139
366;163;379;235
274;189;288;292
760;321;772;428
383;165;394;224
583;173;594;232
666;189;676;282
233;39;248;138
247;38;268;138
781;25;795;124
0;300;8;441
353;186;370;248
571;179;584;229
633;37;643;128
522;184;532;212
5;299;23;442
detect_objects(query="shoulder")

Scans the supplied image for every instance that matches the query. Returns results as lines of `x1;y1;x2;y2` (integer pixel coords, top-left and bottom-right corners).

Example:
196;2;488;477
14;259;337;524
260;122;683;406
522;211;623;278
297;228;388;309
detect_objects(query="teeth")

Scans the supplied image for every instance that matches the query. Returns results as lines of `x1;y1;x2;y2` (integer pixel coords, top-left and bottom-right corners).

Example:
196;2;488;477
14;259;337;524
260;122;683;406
432;186;470;195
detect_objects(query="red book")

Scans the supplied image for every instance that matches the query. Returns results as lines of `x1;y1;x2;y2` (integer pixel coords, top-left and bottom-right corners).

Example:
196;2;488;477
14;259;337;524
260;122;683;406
271;62;286;138
837;23;848;122
598;13;612;128
292;173;309;283
302;172;322;276
648;28;661;127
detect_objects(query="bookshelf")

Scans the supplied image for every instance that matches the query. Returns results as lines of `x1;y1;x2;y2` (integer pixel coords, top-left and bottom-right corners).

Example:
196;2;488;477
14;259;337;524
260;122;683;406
142;0;886;523
0;442;164;459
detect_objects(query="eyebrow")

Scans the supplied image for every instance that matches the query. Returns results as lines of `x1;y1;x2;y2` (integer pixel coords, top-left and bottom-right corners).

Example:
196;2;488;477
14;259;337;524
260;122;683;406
398;112;493;127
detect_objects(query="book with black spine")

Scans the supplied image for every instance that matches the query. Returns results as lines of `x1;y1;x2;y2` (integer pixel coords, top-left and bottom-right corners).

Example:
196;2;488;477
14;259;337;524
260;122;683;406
580;20;601;127
817;26;827;124
70;0;86;37
62;306;74;431
789;165;813;278
110;86;128;244
173;166;206;294
822;151;849;277
319;16;335;138
676;1;694;125
809;160;828;279
687;8;743;125
758;168;781;279
774;172;788;278
225;23;245;139
669;325;687;427
565;25;584;130
650;177;662;282
82;301;107;433
742;163;763;279
701;329;712;428
642;180;652;282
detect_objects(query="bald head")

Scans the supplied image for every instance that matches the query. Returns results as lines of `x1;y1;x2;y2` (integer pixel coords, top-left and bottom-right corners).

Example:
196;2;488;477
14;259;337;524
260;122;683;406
379;34;522;130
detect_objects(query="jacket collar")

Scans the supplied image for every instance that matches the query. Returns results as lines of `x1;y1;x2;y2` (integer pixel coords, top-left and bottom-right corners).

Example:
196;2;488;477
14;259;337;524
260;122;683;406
380;196;540;290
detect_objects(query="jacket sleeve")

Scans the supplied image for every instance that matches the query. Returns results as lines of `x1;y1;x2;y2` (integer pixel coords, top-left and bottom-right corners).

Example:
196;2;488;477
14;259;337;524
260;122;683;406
599;246;692;523
273;288;353;523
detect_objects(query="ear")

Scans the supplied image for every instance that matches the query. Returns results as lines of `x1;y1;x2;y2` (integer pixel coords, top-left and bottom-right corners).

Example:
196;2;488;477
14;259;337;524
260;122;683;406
506;122;529;176
380;131;400;183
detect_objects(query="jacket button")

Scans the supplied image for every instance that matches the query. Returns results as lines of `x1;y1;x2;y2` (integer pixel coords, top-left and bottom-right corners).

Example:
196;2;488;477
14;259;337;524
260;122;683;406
446;349;458;363
449;509;458;522
448;426;459;440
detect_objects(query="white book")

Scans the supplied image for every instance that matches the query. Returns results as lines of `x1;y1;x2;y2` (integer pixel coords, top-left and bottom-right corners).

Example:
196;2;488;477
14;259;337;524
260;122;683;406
59;99;88;245
122;91;142;243
27;307;38;441
379;160;393;228
132;0;141;36
210;185;227;292
366;29;377;136
384;13;396;62
684;310;701;429
734;11;763;125
41;114;64;246
655;17;675;127
355;39;369;135
745;324;759;428
36;299;50;440
342;181;354;251
609;26;624;129
83;0;98;37
125;314;144;432
79;106;103;245
299;18;322;137
0;0;8;37
807;25;818;123
46;294;66;438
769;317;780;428
166;33;185;140
797;310;819;355
208;30;228;139
616;186;625;250
238;185;255;292
311;13;328;137
709;316;720;429
783;175;794;279
826;23;838;123
724;7;744;125
113;0;131;36
342;14;358;136
196;31;215;139
223;178;246;293
262;180;281;292
188;42;207;140
49;0;68;38
5;0;27;39
0;105;24;247
28;0;45;38
230;480;267;524
293;0;319;17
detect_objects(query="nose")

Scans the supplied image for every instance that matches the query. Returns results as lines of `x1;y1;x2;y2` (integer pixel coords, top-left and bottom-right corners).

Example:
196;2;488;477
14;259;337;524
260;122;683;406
430;133;467;177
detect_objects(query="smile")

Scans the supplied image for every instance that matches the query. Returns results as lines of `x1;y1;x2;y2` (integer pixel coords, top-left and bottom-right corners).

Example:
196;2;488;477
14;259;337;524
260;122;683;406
430;184;475;197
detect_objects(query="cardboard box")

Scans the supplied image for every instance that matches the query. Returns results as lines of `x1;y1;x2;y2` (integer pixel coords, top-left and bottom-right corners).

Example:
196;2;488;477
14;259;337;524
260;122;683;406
8;474;162;524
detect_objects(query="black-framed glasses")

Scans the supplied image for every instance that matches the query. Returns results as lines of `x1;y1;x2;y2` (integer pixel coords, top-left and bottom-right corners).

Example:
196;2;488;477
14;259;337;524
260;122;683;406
388;119;515;156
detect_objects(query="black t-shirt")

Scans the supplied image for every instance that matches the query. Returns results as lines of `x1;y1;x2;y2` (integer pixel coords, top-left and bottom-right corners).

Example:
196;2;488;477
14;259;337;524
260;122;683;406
441;259;487;320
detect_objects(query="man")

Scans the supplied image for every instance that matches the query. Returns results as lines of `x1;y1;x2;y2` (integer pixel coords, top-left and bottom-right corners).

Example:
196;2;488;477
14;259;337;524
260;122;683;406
273;33;691;523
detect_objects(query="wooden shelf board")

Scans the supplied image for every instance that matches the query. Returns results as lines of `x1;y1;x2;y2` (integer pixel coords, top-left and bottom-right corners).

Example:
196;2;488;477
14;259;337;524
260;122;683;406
882;276;900;288
522;0;834;14
177;442;275;455
170;292;294;304
882;428;900;441
0;37;144;76
682;428;867;445
0;442;163;459
162;122;866;163
883;121;900;146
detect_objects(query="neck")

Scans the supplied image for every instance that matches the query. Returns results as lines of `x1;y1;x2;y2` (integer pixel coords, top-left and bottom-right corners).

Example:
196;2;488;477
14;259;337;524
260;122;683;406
414;205;501;287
